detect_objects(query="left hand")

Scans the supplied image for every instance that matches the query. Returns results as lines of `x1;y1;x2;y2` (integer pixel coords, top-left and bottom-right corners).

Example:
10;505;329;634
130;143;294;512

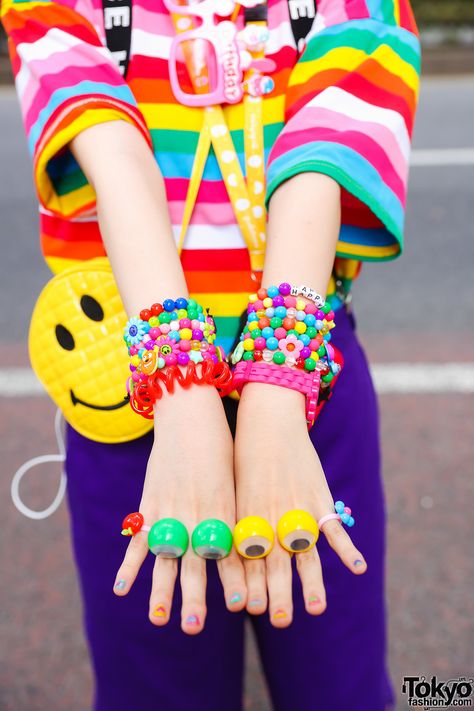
234;382;367;627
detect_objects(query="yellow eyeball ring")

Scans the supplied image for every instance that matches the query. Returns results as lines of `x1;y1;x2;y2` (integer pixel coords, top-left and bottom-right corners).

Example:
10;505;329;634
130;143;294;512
277;510;319;554
234;516;275;559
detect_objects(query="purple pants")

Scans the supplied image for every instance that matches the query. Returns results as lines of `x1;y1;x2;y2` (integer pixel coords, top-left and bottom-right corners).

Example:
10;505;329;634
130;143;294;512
65;306;394;710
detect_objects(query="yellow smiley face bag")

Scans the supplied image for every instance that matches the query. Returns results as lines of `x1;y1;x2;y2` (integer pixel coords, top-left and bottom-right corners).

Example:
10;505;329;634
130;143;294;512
29;257;153;443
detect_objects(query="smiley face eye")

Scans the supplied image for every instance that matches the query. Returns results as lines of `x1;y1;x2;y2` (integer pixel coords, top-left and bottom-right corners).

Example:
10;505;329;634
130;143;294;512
55;324;75;351
80;295;104;322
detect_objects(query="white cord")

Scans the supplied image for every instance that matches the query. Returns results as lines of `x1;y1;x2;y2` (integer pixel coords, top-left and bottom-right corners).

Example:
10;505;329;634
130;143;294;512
11;408;67;520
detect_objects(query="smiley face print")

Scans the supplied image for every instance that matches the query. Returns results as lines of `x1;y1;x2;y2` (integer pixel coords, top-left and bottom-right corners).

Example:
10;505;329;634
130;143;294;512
28;258;152;443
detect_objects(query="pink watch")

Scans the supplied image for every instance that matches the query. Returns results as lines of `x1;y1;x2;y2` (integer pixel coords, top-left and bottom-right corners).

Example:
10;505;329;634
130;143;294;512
232;361;321;428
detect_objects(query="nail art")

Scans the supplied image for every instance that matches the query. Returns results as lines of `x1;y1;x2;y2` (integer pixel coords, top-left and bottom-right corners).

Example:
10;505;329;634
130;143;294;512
248;599;263;607
273;609;287;620
354;559;365;567
229;593;242;605
153;605;166;618
308;595;320;607
185;614;200;626
114;579;126;591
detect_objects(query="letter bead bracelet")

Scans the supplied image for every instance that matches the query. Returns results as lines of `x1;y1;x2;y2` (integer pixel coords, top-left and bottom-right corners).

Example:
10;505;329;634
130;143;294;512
230;283;342;428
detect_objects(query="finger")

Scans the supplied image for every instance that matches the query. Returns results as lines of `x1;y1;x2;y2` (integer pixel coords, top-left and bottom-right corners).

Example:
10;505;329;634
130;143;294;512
113;532;149;596
149;556;178;626
180;550;207;635
322;520;367;574
217;549;247;612
243;558;267;614
296;546;327;615
266;545;293;628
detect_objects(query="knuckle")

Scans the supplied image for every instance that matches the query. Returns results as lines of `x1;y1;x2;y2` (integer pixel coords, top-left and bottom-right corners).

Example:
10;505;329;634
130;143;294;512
121;560;139;574
296;550;316;570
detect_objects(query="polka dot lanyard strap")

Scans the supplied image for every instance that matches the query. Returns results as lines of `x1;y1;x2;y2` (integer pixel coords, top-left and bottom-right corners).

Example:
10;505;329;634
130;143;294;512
172;3;269;275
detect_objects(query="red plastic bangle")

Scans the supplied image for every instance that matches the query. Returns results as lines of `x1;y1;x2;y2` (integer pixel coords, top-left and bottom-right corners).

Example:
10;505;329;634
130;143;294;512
130;359;234;418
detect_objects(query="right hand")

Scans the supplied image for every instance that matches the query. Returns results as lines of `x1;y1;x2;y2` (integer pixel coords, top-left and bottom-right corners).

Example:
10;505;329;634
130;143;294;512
113;384;247;634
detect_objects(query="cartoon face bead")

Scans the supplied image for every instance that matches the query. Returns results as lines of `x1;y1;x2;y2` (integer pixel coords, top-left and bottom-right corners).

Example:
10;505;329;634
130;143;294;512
140;349;158;375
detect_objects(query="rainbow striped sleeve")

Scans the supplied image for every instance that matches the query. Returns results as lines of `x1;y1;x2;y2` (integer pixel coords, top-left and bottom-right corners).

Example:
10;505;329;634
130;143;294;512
265;2;421;262
0;0;152;218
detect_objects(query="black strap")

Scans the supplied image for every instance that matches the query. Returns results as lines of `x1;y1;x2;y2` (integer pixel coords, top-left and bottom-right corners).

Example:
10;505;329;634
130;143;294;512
102;0;316;80
102;0;132;77
286;0;317;47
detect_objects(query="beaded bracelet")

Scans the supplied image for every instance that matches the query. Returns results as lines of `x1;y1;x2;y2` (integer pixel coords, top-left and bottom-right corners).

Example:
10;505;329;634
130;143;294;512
231;283;339;378
124;298;232;418
230;283;343;427
124;298;220;376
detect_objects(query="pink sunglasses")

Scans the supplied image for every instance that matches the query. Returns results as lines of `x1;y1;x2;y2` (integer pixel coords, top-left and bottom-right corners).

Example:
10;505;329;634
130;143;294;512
164;0;275;107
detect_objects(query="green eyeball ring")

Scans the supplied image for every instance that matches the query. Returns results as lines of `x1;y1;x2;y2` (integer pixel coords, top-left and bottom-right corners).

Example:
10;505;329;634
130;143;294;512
148;518;189;558
191;519;233;560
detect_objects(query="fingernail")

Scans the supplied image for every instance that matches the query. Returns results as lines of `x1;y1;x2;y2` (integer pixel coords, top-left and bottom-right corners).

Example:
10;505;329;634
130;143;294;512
354;559;365;567
114;579;126;591
229;593;242;605
153;605;166;618
185;614;200;626
273;609;287;620
308;595;320;607
248;599;263;607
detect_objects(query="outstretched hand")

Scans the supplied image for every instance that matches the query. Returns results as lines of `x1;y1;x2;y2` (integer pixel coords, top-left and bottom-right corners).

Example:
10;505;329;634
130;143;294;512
113;385;247;634
235;382;367;627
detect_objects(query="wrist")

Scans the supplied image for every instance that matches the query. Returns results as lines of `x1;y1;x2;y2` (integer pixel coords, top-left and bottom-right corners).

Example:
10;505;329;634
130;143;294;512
238;381;307;427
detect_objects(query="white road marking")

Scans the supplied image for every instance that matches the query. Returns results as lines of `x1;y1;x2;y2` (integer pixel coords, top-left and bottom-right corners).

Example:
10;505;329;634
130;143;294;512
410;148;474;166
1;364;473;397
371;363;474;394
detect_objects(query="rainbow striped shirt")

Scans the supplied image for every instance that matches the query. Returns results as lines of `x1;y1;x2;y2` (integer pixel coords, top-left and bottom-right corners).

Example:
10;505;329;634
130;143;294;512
1;0;420;353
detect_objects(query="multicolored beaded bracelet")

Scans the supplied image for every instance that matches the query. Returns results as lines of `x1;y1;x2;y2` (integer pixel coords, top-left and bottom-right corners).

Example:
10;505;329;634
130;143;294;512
231;283;343;427
124;298;232;418
124;298;222;377
231;283;340;381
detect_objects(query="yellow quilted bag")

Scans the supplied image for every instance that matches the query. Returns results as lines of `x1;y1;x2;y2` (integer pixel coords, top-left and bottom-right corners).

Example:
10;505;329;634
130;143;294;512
29;257;153;443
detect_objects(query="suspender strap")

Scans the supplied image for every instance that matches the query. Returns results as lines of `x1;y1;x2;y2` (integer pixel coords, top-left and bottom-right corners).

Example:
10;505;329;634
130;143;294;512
102;0;132;76
101;0;317;78
287;0;317;46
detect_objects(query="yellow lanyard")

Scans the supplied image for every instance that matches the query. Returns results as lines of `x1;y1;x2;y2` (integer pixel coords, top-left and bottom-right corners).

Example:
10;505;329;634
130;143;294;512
171;10;267;275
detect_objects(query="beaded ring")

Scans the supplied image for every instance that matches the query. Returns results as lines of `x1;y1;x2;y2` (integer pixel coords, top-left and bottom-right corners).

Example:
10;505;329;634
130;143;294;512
318;501;355;530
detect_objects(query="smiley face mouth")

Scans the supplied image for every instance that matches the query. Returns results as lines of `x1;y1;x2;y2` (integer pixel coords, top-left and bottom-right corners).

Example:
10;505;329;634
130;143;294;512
70;390;130;411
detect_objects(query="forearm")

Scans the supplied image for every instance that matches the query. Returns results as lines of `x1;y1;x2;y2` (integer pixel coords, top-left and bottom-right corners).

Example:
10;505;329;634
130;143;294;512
240;172;341;417
263;172;341;295
70;120;188;315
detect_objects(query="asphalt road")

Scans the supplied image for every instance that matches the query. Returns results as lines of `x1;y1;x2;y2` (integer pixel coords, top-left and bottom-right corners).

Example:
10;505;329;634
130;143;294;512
0;76;473;710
